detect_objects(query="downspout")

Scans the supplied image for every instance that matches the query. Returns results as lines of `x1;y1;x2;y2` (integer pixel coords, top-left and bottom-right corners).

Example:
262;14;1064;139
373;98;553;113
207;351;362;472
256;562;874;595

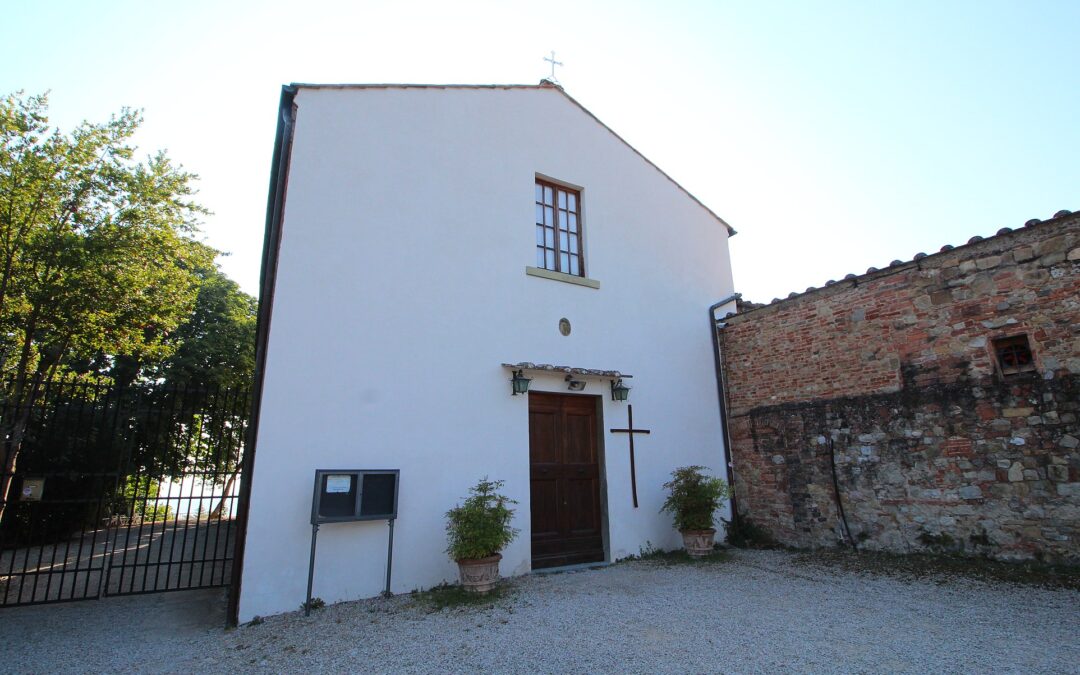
227;85;298;626
709;293;741;536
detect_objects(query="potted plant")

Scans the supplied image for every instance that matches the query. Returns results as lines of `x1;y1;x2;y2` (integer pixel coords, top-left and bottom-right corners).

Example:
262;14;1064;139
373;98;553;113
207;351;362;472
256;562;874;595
445;477;519;593
660;465;733;557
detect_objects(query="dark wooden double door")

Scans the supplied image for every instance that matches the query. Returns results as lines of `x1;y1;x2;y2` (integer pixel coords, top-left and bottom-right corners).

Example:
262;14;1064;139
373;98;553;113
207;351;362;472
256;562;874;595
529;392;605;568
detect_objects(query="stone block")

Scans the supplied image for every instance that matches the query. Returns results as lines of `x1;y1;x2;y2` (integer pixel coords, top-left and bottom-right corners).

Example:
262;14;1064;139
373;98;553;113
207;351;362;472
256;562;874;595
1008;462;1024;482
1039;252;1066;266
1061;435;1079;449
1013;246;1036;262
1068;247;1080;261
1057;483;1080;497
1036;234;1068;255
976;255;1002;270
970;273;996;295
959;485;983;499
1003;408;1034;418
1048;464;1069;482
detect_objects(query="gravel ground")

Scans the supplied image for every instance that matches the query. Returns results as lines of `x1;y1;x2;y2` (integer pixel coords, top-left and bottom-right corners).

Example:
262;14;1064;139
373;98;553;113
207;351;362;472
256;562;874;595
2;549;1077;674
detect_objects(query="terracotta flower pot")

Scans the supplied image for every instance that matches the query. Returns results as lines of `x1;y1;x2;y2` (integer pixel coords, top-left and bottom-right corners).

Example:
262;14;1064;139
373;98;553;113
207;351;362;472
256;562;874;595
681;528;717;557
457;553;502;593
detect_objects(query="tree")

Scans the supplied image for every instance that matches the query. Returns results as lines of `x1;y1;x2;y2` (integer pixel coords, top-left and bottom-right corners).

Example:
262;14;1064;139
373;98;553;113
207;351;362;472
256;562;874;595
0;92;213;523
145;264;258;518
153;264;257;390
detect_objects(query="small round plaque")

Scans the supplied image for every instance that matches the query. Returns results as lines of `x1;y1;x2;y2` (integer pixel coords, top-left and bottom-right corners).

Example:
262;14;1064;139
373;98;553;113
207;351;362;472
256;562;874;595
559;318;571;336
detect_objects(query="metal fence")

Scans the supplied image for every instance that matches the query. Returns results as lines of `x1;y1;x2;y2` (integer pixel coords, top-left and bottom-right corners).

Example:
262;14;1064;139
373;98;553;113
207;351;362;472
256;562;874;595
0;378;250;607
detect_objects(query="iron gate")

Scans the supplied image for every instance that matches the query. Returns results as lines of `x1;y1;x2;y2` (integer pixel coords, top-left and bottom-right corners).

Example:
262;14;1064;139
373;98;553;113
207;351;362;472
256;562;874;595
0;378;250;607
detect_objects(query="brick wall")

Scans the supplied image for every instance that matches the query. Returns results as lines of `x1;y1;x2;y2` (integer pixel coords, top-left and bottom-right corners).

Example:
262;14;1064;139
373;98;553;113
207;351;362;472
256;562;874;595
721;212;1080;562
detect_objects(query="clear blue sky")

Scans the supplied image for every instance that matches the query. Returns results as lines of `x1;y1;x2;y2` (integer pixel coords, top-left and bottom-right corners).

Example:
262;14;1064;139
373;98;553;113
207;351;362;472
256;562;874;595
3;0;1077;301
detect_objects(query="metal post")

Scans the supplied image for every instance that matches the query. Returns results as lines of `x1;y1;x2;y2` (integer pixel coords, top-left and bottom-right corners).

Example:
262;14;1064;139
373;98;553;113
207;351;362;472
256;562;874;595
383;518;395;597
305;523;319;616
98;534;112;599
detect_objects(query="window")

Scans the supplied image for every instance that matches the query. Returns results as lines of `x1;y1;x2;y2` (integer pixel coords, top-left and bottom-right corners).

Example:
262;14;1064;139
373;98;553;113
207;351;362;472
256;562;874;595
993;335;1036;376
535;179;583;277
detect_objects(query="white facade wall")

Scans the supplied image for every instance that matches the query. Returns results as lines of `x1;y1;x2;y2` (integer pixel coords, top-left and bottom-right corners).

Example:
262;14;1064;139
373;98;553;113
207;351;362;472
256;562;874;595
240;86;736;621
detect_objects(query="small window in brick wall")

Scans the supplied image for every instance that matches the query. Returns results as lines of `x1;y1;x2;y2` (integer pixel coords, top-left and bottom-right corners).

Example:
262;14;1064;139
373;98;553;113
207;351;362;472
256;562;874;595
993;335;1036;376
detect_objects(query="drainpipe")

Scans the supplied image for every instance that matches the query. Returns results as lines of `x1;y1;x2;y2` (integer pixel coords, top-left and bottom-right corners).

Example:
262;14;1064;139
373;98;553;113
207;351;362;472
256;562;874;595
709;293;741;535
226;85;298;627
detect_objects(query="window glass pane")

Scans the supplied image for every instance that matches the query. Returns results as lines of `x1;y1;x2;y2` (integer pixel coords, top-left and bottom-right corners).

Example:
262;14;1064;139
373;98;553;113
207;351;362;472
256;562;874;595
536;225;545;245
570;256;580;276
568;213;577;232
558;191;567;208
545;207;553;224
535;204;544;224
537;248;546;268
535;184;542;202
559;236;569;253
568;194;577;211
569;237;578;254
545;228;554;247
544;186;553;205
546;249;555;269
560;253;569;271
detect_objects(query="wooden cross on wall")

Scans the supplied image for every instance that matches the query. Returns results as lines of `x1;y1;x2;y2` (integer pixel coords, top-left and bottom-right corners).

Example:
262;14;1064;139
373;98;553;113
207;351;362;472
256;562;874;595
610;404;651;508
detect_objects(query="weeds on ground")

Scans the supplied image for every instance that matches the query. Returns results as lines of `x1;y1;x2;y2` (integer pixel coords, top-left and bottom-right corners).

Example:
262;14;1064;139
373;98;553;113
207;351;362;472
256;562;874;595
723;518;776;549
300;597;326;612
620;542;731;567
411;582;512;611
792;548;1080;590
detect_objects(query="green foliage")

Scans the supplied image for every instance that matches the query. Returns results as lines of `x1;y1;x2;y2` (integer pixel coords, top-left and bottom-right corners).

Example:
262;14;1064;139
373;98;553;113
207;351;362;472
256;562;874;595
301;597;326;612
445;478;518;561
147;265;257;390
0;91;214;387
413;582;511;611
660;465;733;532
623;547;731;567
122;475;172;522
0;91;254;527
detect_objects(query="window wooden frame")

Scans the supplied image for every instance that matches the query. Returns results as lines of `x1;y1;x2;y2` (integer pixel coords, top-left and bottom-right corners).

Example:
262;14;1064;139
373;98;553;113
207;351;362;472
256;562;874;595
535;178;584;277
992;334;1036;376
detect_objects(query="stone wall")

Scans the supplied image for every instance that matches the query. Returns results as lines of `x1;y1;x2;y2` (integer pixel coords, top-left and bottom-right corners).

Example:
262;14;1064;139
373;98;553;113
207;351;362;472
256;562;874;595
720;211;1080;563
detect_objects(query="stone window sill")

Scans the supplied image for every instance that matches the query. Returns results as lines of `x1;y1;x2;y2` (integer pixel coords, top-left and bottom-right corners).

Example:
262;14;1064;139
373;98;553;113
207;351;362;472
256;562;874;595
525;266;600;289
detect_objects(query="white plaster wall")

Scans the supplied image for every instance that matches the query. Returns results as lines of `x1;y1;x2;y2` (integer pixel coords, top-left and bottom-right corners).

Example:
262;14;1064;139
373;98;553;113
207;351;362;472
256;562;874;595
239;86;736;621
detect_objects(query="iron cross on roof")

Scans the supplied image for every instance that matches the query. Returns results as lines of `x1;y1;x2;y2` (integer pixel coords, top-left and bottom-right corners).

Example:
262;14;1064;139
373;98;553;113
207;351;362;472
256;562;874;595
610;404;651;508
543;51;563;81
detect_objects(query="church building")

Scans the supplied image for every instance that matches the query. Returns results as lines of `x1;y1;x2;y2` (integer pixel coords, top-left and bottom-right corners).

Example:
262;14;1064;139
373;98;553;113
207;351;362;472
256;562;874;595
236;82;737;621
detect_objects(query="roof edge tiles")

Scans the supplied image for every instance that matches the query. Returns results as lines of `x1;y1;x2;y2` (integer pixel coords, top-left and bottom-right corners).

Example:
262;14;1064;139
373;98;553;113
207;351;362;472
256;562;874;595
726;208;1077;321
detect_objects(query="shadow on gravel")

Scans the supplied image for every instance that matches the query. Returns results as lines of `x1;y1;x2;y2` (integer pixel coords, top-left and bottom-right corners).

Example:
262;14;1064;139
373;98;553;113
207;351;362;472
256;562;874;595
788;548;1080;590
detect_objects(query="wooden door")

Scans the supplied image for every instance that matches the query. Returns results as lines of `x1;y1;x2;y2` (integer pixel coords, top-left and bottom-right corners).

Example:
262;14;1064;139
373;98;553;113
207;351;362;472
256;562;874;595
529;392;604;568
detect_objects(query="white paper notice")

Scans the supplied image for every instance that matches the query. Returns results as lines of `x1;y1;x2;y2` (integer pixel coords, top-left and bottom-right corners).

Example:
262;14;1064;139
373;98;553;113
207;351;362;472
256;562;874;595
326;475;351;493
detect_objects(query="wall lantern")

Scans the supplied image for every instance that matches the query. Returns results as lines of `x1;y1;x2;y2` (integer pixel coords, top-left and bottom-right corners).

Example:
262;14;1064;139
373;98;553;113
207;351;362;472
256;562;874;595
610;378;631;402
511;369;532;395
